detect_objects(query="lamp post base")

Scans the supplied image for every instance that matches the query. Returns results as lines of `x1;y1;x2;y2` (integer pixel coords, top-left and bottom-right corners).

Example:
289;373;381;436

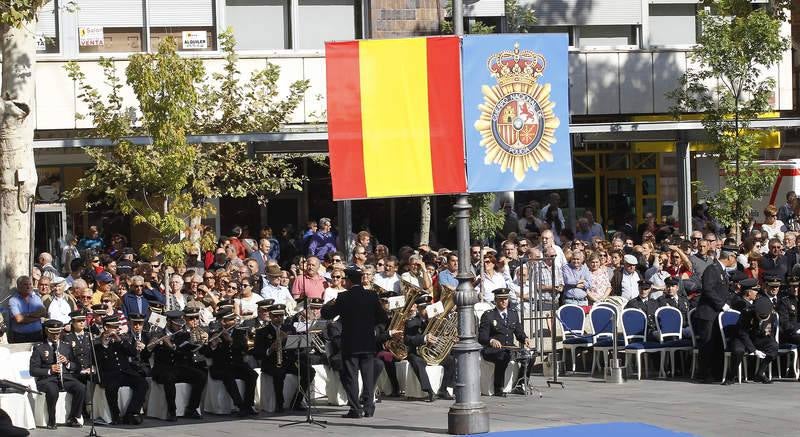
448;403;489;435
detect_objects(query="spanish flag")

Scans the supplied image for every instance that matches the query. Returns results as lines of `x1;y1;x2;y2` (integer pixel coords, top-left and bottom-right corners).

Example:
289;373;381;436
325;36;467;200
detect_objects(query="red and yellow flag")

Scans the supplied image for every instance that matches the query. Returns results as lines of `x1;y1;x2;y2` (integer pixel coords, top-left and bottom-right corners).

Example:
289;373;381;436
325;36;467;200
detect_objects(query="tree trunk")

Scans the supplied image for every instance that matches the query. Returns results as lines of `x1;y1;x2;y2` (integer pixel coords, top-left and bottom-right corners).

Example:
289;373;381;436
419;196;431;246
0;23;37;301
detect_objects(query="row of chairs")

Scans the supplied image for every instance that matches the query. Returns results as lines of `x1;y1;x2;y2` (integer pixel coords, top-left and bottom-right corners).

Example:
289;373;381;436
557;303;800;382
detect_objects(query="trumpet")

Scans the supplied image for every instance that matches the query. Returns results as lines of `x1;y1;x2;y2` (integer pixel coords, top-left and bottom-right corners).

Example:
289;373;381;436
146;327;184;351
208;326;235;344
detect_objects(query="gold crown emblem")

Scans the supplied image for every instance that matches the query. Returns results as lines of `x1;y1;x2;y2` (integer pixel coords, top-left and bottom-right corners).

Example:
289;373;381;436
486;42;546;89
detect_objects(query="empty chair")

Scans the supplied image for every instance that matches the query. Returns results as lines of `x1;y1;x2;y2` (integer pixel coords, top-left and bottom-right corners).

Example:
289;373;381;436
622;308;662;380
558;304;591;372
655;306;693;378
589;306;623;376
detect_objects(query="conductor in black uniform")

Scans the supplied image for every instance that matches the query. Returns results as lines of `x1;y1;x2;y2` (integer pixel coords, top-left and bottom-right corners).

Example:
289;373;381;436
478;288;531;397
200;308;258;416
94;315;148;425
776;276;800;346
149;311;206;421
693;246;738;383
728;297;779;384
321;270;389;419
29;320;86;429
253;303;295;413
403;294;454;402
625;280;660;340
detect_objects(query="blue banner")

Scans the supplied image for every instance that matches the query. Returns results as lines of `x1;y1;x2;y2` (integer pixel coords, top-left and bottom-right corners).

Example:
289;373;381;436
462;34;573;193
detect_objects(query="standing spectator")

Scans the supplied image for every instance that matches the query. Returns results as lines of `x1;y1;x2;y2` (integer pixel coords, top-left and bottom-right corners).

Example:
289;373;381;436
77;225;104;253
561;251;592;307
249;238;272;276
323;267;348;303
302;220;318;255
574;218;595;243
91;272;114;305
45;277;76;325
121;275;164;319
778;191;796;223
400;255;432;291
518;205;544;235
38;252;59;277
477;253;513;304
543;206;563;246
61;235;80;276
8;276;46;343
71;280;92;310
760;238;788;280
166;274;186;311
308;217;337;259
437;253;459;291
260;227;281;261
291;256;328;300
538;192;565;228
347;245;368;274
499;202;519;240
586;253;612;304
228;226;248;260
584;210;605;241
761;205;787;241
611;254;643;303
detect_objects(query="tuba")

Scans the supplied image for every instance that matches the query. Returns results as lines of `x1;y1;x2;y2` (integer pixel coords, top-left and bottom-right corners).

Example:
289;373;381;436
418;285;459;365
383;280;423;360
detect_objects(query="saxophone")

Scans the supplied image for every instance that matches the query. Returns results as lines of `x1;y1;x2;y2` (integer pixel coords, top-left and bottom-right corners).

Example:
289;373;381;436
383;280;423;360
275;329;286;367
418;285;459;365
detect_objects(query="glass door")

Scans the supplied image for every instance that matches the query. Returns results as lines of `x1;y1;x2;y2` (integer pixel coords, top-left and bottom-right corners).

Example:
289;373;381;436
34;203;67;272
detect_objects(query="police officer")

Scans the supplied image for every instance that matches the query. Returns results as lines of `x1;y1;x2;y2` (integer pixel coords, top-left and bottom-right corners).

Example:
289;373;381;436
478;288;532;396
62;310;94;421
728;297;779;384
776;276;800;346
29;320;86;429
149;311;206;421
200;308;258;417
94;315;148;425
728;278;759;312
403;294;454;402
253;304;295;413
625;280;661;339
657;277;691;328
241;299;274;354
126;313;152;376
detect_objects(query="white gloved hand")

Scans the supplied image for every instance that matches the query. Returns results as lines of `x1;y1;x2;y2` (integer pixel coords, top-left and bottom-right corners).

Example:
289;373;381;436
755;350;766;359
795;328;800;335
722;304;731;312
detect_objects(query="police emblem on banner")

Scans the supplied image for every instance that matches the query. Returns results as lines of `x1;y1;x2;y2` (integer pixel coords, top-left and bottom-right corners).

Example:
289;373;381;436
474;43;560;182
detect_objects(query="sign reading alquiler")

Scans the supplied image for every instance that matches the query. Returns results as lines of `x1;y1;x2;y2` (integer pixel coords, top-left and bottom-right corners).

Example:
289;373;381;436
182;31;208;49
79;26;104;46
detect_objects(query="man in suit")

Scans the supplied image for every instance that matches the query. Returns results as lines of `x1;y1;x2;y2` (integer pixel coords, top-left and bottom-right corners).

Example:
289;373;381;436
253;304;297;413
121;275;164;320
403;294;455;402
201;308;258;416
149;311;206;421
321;270;389;419
693;246;738;383
478;288;532;396
94;315;148;425
249;239;273;276
625;280;660;339
29;320;86;429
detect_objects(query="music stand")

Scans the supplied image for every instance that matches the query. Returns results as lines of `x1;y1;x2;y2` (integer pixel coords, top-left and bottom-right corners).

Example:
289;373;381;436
279;304;326;429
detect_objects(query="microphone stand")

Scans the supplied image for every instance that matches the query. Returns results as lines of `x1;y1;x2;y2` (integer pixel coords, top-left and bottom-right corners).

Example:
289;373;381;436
86;328;101;437
280;298;326;429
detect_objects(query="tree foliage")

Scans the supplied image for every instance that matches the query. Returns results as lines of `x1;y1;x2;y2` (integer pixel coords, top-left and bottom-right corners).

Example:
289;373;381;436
448;193;505;243
440;0;535;35
669;1;788;234
65;29;308;266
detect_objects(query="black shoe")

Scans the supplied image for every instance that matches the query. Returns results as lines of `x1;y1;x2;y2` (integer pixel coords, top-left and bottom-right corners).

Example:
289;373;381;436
247;407;259;416
46;424;57;430
184;409;203;420
363;407;375;418
492;390;507;397
437;391;454;400
124;414;143;426
342;409;362;419
166;413;177;422
236;408;250;417
511;387;526;395
721;379;735;386
424;390;435;403
66;417;82;427
110;415;122;425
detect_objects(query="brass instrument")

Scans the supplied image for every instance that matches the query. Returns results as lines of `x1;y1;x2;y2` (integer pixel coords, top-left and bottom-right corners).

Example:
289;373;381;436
310;331;326;355
275;330;287;367
146;327;183;351
383;280;423;360
371;282;389;294
418;285;460;365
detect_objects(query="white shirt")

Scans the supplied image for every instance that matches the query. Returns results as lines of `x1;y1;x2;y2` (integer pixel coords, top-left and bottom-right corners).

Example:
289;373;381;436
323;287;344;303
400;271;422;288
236;294;262;319
261;283;294;306
621;271;639;302
48;295;72;324
537;244;567;273
479;271;509;303
374;273;401;293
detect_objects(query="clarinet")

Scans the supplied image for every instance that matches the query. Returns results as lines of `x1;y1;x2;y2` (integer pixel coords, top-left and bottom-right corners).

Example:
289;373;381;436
55;340;64;388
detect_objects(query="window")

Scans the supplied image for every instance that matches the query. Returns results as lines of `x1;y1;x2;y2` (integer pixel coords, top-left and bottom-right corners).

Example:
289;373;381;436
149;0;216;51
226;0;289;50
36;0;59;53
649;4;697;47
296;0;356;50
578;25;638;48
527;26;574;47
78;0;144;53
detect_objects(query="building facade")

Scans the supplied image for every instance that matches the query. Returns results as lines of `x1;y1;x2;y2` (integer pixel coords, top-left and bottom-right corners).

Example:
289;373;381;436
31;0;797;265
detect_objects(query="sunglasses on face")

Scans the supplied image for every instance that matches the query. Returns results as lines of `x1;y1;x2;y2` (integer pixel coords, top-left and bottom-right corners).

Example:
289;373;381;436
332;275;343;279
92;259;100;263
377;262;385;266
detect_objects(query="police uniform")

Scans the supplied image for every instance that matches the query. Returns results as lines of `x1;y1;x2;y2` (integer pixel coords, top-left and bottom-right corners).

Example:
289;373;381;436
776;277;800;346
126;313;152;377
253;304;297;412
28;320;86;429
729;297;779;384
625;281;661;339
63;311;94;376
478;289;528;396
150;311;206;421
403;295;454;401
200;308;258;416
241;299;274;354
656;277;691;327
94;315;148;424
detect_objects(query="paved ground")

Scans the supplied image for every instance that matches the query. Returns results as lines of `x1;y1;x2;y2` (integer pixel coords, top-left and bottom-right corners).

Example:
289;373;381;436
29;373;798;437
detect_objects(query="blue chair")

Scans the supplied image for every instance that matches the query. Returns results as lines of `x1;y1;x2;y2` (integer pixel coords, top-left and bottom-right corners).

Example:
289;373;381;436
719;309;743;384
655;306;693;378
622;308;662;380
558;304;591;372
589;306;623;376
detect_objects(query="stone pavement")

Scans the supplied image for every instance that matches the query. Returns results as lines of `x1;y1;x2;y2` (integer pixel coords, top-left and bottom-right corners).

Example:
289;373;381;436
30;374;797;437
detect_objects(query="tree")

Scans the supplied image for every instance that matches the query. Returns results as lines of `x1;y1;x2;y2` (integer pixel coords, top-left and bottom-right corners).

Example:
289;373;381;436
0;1;49;300
669;1;789;239
65;29;308;266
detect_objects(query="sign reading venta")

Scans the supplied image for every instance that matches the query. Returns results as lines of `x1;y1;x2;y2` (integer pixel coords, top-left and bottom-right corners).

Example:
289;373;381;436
324;34;572;201
79;26;104;46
